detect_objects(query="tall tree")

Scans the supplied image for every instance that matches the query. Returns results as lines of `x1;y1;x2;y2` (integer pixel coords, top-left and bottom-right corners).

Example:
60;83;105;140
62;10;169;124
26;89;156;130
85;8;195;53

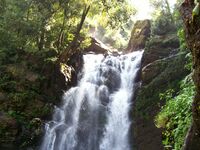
150;0;174;23
0;0;135;63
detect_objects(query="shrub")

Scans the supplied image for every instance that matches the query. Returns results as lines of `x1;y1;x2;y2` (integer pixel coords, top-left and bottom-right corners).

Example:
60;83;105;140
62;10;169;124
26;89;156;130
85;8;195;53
155;74;194;149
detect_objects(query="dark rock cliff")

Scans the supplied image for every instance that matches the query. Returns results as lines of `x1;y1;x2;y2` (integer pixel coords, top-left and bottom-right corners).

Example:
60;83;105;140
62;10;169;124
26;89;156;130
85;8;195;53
180;0;200;149
129;20;189;150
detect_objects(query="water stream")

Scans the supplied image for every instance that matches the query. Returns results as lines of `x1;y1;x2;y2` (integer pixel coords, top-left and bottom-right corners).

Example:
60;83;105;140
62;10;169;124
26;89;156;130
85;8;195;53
40;51;143;150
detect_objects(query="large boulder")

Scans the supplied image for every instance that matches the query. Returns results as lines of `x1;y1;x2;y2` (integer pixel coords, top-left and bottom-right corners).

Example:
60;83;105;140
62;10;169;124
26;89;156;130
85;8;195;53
142;34;180;67
126;20;151;52
84;37;119;55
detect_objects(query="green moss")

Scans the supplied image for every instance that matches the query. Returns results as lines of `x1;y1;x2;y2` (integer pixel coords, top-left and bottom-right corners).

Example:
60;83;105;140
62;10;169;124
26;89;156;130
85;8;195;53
135;78;181;119
135;53;188;118
145;34;179;50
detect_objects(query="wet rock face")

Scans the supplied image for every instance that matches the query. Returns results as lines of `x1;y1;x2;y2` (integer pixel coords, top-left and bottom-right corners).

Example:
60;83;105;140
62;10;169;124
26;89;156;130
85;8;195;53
41;52;83;105
98;66;121;93
98;85;109;106
130;20;189;149
142;53;187;86
126;20;151;52
132;52;189;150
180;0;200;149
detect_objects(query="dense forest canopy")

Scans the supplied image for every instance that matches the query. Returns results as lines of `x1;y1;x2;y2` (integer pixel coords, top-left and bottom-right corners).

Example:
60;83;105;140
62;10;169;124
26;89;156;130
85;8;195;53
0;0;135;62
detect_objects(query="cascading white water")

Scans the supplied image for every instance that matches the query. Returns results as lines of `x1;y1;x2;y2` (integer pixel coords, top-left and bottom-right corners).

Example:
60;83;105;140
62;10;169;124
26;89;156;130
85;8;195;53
40;51;143;150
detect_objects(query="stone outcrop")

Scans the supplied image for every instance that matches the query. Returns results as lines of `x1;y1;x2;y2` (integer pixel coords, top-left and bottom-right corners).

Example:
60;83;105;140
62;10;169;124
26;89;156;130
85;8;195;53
142;34;180;67
84;37;119;55
126;20;151;52
132;52;189;150
180;0;200;149
129;20;189;149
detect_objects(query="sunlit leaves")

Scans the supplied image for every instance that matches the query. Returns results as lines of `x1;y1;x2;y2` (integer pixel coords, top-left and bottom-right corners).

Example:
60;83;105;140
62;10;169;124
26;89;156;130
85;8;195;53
192;2;200;19
0;0;136;63
155;75;195;150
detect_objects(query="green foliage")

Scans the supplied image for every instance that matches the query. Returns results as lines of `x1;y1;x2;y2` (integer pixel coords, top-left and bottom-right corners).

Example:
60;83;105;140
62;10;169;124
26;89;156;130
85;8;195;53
177;28;187;51
0;0;135;59
185;53;193;71
155;75;195;150
177;27;192;71
85;0;135;49
192;1;200;19
150;0;185;36
8;110;27;125
151;15;177;35
0;0;137;68
79;35;92;49
150;0;174;22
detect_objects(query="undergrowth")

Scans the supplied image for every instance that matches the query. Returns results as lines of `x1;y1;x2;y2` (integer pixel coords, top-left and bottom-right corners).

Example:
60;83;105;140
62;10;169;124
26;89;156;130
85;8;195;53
155;74;194;149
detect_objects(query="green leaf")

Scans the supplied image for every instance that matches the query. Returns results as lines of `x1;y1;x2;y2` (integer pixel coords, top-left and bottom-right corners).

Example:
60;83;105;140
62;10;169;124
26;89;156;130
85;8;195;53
193;3;200;17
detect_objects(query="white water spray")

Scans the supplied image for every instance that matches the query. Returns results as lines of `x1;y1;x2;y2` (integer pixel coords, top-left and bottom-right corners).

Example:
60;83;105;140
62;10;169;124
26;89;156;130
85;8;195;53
40;51;143;150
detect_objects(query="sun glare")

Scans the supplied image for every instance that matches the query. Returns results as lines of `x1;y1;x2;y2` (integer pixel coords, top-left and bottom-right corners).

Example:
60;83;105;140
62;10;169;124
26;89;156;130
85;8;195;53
130;0;177;20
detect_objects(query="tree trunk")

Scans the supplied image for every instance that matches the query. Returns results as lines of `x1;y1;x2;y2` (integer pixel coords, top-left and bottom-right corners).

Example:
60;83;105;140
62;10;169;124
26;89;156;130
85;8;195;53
59;5;90;63
57;8;67;50
180;0;200;149
70;5;90;50
164;0;174;23
57;0;71;50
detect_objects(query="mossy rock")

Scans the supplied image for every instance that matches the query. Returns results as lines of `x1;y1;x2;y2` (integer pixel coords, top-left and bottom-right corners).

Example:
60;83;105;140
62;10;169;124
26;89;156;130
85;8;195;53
137;52;189;116
126;20;151;52
131;52;189;150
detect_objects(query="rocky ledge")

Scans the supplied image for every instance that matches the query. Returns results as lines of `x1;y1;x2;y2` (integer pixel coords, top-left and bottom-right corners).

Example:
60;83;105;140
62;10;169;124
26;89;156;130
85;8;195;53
128;20;189;150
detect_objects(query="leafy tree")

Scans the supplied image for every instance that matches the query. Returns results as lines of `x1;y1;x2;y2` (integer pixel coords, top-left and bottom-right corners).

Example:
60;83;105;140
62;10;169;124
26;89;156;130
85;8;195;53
150;0;173;22
150;0;177;35
0;0;135;64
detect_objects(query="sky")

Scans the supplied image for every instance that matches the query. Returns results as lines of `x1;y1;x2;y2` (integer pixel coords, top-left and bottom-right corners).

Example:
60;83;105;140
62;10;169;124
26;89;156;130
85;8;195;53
130;0;177;20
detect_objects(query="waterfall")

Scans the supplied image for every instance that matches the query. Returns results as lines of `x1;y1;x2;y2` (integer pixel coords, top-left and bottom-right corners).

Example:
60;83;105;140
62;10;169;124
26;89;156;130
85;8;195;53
40;51;143;150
